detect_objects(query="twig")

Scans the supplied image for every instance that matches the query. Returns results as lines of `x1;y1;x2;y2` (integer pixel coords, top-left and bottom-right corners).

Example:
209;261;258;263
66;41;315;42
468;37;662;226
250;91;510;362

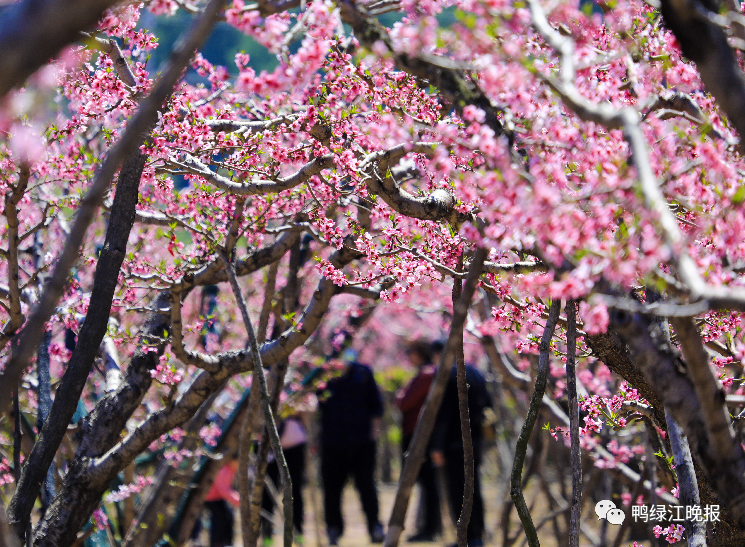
257;261;279;344
81;33;137;88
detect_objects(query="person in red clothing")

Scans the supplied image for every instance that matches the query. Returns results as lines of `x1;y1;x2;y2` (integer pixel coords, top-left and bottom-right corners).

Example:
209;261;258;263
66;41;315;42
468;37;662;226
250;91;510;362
395;339;442;542
204;458;240;547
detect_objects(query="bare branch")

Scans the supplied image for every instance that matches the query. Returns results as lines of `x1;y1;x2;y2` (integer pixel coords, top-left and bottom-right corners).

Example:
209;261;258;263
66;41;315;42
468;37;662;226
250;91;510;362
666;408;707;547
169;291;221;373
3;166;30;336
511;299;561;547
383;247;487;547
221;253;294;547
206;114;299;134
173;228;303;292
565;301;581;547
482;261;547;274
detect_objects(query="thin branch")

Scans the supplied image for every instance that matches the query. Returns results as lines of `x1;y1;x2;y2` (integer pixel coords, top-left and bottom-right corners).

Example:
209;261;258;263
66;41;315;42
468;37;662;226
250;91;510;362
453;255;474;547
169;291;222;373
221;253;294;547
383;247;487;547
337;279;394;299
665;408;706;547
482;261;547;274
600;295;710;317
4;166;30;336
565;300;581;547
510;299;561;547
81;33;137;88
238;379;262;547
133;209;174;226
172;228;303;293
170;153;334;195
206;114;299;134
257;261;279;344
225;197;246;256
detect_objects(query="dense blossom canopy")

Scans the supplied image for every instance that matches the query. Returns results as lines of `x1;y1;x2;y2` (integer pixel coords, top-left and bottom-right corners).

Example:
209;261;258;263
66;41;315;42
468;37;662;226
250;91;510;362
3;0;745;544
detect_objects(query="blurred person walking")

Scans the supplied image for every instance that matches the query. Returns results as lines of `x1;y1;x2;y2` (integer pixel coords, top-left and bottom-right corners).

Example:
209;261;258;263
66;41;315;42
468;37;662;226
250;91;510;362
204;458;240;547
395;339;442;542
318;347;385;545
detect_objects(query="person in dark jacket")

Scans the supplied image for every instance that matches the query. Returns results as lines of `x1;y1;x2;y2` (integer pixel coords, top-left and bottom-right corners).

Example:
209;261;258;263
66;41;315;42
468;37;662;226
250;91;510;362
430;364;492;547
318;349;385;545
395;339;442;541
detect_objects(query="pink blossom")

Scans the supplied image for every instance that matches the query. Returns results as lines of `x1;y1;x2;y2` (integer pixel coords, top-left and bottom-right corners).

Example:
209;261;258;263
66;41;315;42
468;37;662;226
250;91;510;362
579;301;610;335
9;124;46;163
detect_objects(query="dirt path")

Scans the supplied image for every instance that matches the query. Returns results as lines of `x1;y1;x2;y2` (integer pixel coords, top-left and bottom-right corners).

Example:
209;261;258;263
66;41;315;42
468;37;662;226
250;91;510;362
257;481;554;547
196;480;651;547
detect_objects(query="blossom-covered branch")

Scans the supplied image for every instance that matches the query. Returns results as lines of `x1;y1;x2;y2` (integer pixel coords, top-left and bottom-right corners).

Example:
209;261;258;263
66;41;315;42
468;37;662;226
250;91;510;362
0;0;227;418
171;153;335;196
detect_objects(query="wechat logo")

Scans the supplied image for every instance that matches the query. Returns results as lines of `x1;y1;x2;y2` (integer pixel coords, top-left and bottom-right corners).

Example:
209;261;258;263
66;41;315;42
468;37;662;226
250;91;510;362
595;500;625;525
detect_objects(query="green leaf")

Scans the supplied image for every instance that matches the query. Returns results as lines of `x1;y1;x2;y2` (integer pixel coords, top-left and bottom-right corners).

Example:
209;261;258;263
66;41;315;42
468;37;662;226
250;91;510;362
732;185;745;205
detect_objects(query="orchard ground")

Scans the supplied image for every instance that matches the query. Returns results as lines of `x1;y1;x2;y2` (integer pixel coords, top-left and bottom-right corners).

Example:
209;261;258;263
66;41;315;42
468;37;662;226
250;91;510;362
191;453;656;547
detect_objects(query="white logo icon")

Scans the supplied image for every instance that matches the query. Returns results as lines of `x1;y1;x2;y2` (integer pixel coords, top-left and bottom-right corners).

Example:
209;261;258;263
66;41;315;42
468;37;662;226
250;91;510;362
606;508;625;525
595;500;624;525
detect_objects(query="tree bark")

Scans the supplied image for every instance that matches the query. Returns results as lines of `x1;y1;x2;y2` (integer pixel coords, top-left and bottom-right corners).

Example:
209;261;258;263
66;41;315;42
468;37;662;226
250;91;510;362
9;146;148;539
610;309;745;529
30;291;172;547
